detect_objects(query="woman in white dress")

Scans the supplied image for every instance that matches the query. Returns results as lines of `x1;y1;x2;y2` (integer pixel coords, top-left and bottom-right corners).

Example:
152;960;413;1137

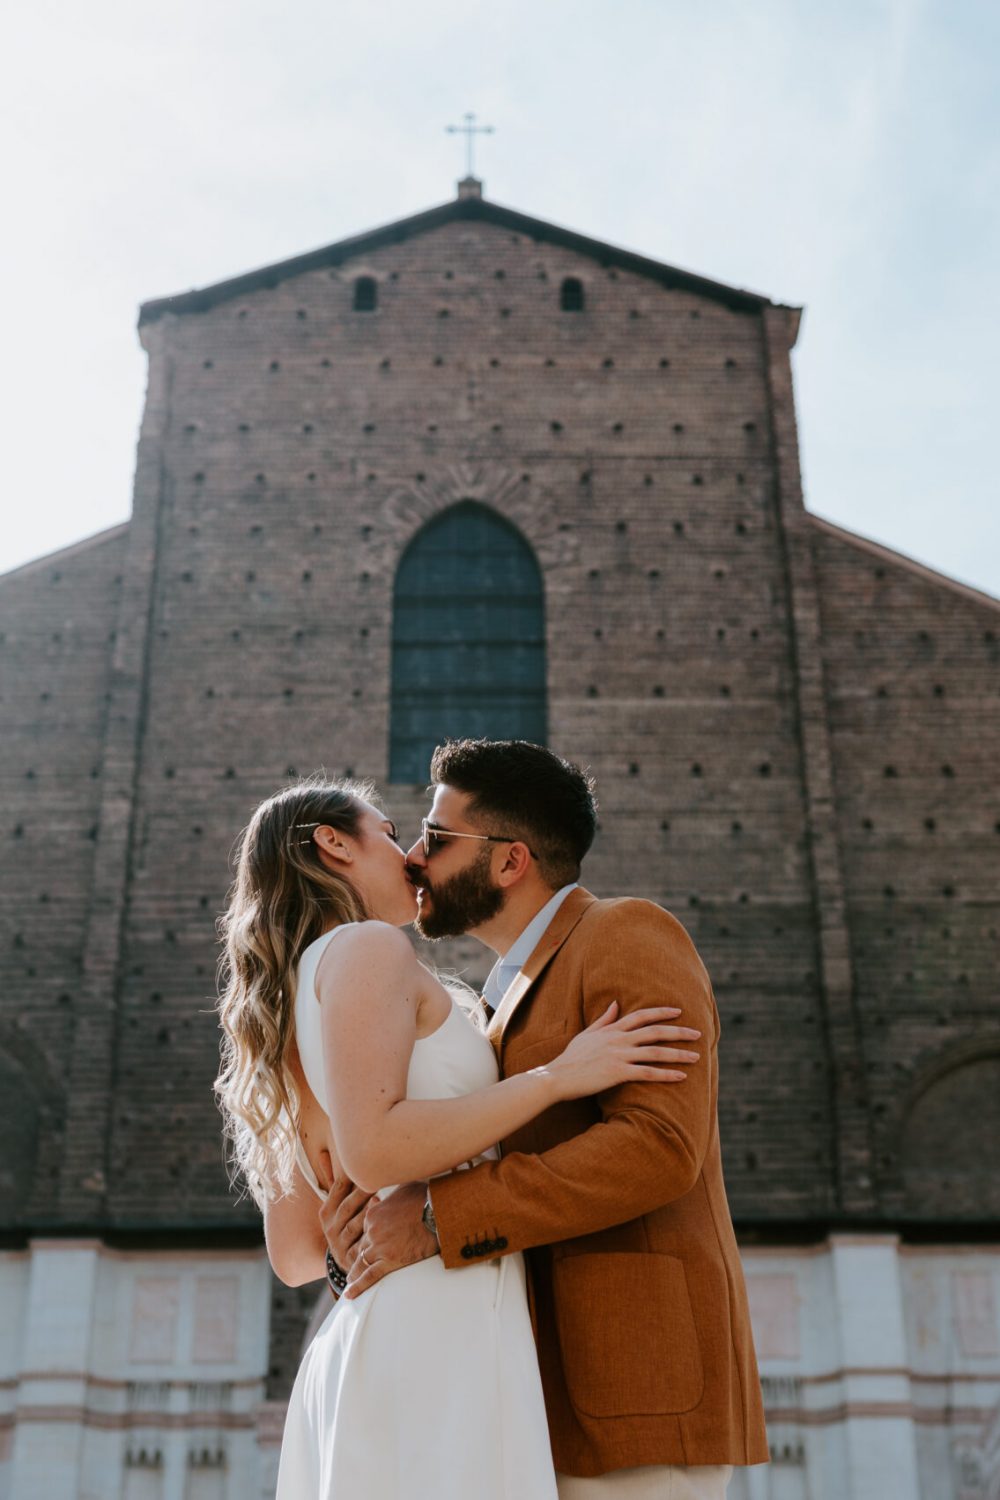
215;776;684;1499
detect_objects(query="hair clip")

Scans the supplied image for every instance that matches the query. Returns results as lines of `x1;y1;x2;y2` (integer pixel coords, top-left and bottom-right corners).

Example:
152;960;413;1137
291;820;320;847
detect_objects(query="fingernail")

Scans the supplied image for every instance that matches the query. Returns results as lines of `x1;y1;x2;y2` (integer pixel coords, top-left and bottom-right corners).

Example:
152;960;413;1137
666;1007;682;1016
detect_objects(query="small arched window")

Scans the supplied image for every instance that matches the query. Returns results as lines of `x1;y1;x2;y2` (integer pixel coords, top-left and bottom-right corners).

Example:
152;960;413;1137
389;502;547;782
353;276;377;312
560;277;585;312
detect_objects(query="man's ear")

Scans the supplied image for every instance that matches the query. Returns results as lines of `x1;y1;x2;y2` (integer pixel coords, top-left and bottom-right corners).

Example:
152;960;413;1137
495;841;534;888
313;824;354;867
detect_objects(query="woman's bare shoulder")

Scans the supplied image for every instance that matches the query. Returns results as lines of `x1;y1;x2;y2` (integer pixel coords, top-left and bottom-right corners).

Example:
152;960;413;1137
315;922;419;995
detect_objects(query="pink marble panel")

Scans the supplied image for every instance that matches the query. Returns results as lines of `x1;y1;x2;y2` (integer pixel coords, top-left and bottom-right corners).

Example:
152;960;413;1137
952;1270;1000;1357
192;1275;239;1364
129;1276;180;1364
747;1272;801;1359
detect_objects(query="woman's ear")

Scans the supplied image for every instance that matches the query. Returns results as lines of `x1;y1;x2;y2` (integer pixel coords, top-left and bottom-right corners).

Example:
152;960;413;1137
312;824;354;867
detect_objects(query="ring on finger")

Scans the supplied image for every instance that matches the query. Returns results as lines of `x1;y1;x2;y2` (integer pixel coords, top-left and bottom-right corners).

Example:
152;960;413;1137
359;1243;373;1268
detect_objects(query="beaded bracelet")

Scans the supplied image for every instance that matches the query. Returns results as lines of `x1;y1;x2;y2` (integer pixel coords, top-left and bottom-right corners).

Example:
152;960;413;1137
326;1248;348;1297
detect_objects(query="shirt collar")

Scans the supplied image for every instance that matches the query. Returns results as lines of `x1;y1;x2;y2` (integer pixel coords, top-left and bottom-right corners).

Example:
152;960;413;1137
482;883;579;1008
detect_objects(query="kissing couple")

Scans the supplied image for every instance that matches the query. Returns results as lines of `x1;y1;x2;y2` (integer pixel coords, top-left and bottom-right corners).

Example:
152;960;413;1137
216;738;768;1498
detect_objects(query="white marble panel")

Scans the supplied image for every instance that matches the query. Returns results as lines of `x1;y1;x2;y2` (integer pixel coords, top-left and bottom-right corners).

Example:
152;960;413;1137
22;1241;100;1373
191;1277;239;1365
129;1277;181;1365
746;1273;801;1360
952;1270;1000;1359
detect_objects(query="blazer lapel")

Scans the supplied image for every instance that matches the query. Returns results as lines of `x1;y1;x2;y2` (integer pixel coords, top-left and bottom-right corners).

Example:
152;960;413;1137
488;887;596;1050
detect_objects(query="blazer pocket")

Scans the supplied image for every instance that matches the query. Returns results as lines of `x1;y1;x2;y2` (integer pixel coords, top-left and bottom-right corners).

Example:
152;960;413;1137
506;1030;568;1069
553;1251;705;1417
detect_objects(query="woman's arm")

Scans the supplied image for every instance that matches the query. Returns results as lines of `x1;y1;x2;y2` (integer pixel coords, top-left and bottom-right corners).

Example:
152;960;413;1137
263;1157;328;1287
320;923;697;1193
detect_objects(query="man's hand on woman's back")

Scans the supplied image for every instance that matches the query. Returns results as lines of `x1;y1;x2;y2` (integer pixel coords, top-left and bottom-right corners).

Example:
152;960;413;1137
318;1149;375;1278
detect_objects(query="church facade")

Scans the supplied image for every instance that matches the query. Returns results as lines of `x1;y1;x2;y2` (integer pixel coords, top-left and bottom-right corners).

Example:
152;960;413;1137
1;181;998;1500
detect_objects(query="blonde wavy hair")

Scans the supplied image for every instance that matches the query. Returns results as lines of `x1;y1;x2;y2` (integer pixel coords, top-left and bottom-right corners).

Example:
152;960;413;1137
215;775;377;1206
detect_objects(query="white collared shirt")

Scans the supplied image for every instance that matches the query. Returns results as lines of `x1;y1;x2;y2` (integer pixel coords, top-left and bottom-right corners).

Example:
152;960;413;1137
482;884;579;1010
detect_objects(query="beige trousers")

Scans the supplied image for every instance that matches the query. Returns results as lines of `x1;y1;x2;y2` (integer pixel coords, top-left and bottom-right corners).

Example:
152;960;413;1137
557;1465;732;1499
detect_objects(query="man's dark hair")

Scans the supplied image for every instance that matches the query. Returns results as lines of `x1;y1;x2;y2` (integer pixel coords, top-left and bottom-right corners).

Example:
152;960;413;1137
429;739;598;888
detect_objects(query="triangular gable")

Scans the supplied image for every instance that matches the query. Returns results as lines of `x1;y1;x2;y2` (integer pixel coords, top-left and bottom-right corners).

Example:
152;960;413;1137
139;191;800;330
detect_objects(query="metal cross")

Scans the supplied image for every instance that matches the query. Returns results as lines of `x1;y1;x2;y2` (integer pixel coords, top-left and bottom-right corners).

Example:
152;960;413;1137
445;112;495;178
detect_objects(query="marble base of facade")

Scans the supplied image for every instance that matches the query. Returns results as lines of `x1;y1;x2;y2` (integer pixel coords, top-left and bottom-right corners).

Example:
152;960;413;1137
1;1236;997;1500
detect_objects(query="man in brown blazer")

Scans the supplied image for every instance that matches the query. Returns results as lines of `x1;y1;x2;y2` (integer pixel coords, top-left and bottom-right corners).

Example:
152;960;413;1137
338;740;768;1497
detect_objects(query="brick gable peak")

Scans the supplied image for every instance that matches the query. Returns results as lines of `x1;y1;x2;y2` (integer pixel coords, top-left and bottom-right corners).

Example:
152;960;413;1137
138;189;801;331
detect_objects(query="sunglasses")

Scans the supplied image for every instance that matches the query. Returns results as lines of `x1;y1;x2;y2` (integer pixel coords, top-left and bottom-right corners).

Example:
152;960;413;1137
420;818;538;861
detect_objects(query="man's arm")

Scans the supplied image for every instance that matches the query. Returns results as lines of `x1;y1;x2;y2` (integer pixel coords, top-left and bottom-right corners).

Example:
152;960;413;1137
431;901;716;1268
344;901;713;1297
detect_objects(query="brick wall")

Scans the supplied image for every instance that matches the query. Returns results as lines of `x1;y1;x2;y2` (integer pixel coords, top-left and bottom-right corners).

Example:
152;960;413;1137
1;209;997;1249
0;528;126;1224
813;519;1000;1219
93;217;830;1226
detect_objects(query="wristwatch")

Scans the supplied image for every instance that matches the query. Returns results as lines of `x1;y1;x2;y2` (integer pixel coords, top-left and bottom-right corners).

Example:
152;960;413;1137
422;1190;439;1244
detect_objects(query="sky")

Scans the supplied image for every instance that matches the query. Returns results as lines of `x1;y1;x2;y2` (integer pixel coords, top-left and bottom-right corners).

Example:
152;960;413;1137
2;0;998;597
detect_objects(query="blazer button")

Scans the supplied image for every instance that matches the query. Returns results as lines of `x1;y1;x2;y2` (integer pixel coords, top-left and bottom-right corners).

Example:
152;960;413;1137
460;1246;474;1261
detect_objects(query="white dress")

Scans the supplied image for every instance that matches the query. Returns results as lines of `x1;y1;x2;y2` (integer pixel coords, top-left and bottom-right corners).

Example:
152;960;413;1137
275;926;558;1500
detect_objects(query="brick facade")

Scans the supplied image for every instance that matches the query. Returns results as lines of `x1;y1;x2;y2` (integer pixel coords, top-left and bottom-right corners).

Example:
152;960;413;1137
1;191;997;1493
0;526;126;1225
127;210;831;1228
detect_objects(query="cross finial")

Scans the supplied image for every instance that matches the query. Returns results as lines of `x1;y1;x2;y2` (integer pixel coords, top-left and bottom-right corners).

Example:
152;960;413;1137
445;111;495;185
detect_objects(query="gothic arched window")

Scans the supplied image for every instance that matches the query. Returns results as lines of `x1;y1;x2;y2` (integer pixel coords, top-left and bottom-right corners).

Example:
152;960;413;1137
560;277;585;312
389;502;547;782
353;275;377;312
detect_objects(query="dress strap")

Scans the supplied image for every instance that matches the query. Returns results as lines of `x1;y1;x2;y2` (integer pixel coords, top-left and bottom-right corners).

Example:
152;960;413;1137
308;921;355;1002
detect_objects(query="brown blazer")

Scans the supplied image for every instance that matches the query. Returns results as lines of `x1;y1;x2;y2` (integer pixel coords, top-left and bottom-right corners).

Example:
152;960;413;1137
431;888;769;1477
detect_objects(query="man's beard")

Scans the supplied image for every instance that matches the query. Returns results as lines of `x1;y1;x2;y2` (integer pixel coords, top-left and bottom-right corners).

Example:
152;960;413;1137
413;847;505;939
